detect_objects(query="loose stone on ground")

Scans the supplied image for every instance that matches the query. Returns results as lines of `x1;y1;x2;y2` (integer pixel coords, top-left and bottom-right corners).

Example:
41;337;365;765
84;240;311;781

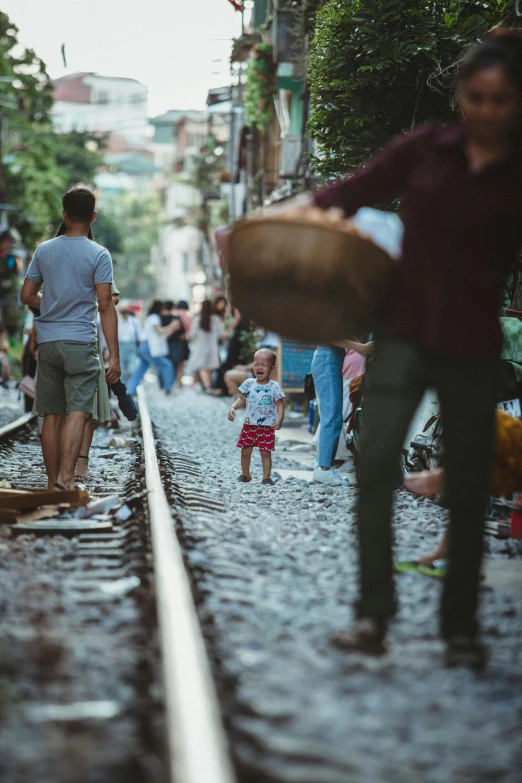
150;386;522;783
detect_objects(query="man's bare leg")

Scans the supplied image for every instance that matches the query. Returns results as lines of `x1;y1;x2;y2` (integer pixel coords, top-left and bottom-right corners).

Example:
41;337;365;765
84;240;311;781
41;413;65;489
56;411;91;490
74;420;96;479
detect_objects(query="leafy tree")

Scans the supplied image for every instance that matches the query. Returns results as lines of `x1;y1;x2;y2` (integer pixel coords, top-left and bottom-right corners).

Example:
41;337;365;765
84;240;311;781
0;11;64;246
244;42;277;131
307;0;513;178
54;130;107;189
0;13;107;247
104;195;160;300
92;209;124;256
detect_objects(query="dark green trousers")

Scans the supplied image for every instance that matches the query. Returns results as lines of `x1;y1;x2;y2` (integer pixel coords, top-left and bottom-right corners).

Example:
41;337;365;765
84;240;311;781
356;333;499;638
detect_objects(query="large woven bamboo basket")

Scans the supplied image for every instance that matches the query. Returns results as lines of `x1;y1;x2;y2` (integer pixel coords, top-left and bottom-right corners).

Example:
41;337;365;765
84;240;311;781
228;217;396;343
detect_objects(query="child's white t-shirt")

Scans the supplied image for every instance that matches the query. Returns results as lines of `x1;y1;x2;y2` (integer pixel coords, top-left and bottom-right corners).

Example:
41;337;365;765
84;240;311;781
239;378;285;427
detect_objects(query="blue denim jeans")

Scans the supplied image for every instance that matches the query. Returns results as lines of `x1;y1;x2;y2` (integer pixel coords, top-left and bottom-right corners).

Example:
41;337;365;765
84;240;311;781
311;346;344;468
127;342;174;395
119;341;138;384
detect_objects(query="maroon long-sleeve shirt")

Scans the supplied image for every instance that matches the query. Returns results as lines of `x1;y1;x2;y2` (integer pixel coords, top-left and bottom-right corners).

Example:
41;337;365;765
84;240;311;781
314;123;522;358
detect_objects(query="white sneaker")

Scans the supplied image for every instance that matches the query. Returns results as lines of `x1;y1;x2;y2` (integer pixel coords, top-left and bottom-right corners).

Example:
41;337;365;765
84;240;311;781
313;467;347;485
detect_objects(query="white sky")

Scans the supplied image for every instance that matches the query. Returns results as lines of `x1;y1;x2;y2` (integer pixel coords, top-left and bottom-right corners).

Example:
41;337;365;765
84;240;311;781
2;0;241;116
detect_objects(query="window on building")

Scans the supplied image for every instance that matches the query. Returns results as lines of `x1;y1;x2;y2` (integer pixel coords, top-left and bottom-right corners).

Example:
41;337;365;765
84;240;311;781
97;91;109;104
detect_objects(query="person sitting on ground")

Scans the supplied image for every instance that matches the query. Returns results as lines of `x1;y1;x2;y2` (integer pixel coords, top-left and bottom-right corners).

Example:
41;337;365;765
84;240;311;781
228;349;285;485
213;308;253;396
224;362;255;398
404;408;522;566
20;186;120;491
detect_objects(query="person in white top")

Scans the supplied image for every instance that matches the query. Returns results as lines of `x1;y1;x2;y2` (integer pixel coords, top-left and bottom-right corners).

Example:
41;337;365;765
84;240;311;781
117;307;141;382
127;300;181;395
189;298;224;391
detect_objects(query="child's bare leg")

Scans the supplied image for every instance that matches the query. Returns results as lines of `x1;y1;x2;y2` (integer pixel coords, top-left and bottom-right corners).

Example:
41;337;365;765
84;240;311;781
260;450;272;480
418;527;449;567
241;447;253;479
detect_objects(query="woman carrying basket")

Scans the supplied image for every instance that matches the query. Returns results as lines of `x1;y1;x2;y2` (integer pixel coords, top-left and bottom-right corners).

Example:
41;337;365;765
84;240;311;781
301;31;522;668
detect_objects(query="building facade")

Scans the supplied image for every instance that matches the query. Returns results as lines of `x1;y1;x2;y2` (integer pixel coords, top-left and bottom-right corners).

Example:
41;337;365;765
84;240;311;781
52;72;148;146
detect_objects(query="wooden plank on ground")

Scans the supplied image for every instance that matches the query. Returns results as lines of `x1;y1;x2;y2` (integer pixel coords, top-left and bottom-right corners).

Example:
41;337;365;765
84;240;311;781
0;488;87;510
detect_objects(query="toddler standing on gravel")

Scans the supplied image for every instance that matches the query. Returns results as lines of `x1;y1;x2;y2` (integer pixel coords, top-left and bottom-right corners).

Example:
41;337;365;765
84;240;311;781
228;349;285;485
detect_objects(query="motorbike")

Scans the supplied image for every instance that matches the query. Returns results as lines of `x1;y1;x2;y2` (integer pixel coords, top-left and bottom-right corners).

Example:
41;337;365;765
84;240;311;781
346;343;522;476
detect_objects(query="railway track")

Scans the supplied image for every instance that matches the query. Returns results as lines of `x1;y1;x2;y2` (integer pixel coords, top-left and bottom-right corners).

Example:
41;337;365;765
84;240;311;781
3;389;522;783
0;397;237;783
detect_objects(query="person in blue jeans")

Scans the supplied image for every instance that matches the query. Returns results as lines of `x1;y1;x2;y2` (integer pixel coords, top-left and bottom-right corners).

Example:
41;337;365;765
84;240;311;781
311;345;347;485
312;340;372;485
127;300;180;395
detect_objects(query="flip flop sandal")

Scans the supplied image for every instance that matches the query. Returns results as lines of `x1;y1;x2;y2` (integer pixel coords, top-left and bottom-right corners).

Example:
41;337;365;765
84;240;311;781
74;454;90;482
394;560;447;579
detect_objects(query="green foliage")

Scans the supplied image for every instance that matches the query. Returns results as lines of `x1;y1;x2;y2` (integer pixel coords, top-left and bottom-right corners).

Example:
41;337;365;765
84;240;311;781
189;146;222;198
54;130;107;189
104;194;160;300
0;12;107;247
92;209;124;256
5;135;65;244
244;42;277;131
0;12;53;123
238;328;257;363
307;0;513;178
0;11;64;245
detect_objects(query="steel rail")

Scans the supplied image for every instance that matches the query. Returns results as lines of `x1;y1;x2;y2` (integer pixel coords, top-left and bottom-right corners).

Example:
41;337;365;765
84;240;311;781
0;412;36;441
137;388;236;783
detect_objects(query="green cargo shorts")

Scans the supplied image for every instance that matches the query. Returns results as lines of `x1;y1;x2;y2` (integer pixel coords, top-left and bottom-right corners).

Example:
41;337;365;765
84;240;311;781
36;341;100;416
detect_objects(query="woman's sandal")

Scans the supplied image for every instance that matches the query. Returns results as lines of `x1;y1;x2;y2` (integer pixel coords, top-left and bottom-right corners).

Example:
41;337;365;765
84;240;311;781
74;454;89;482
55;481;86;492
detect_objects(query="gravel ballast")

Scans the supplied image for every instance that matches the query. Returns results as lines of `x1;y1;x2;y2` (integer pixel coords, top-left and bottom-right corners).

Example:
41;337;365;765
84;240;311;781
0;421;166;783
150;384;522;783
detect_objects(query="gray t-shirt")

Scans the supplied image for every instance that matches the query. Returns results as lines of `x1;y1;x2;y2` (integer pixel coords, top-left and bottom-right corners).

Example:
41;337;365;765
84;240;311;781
25;236;113;344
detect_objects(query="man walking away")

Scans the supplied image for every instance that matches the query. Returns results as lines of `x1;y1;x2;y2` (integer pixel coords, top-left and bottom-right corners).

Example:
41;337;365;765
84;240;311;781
21;187;120;491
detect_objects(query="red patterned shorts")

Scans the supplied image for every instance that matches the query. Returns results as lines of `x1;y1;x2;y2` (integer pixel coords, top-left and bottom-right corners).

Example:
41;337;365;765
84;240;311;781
237;424;275;452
